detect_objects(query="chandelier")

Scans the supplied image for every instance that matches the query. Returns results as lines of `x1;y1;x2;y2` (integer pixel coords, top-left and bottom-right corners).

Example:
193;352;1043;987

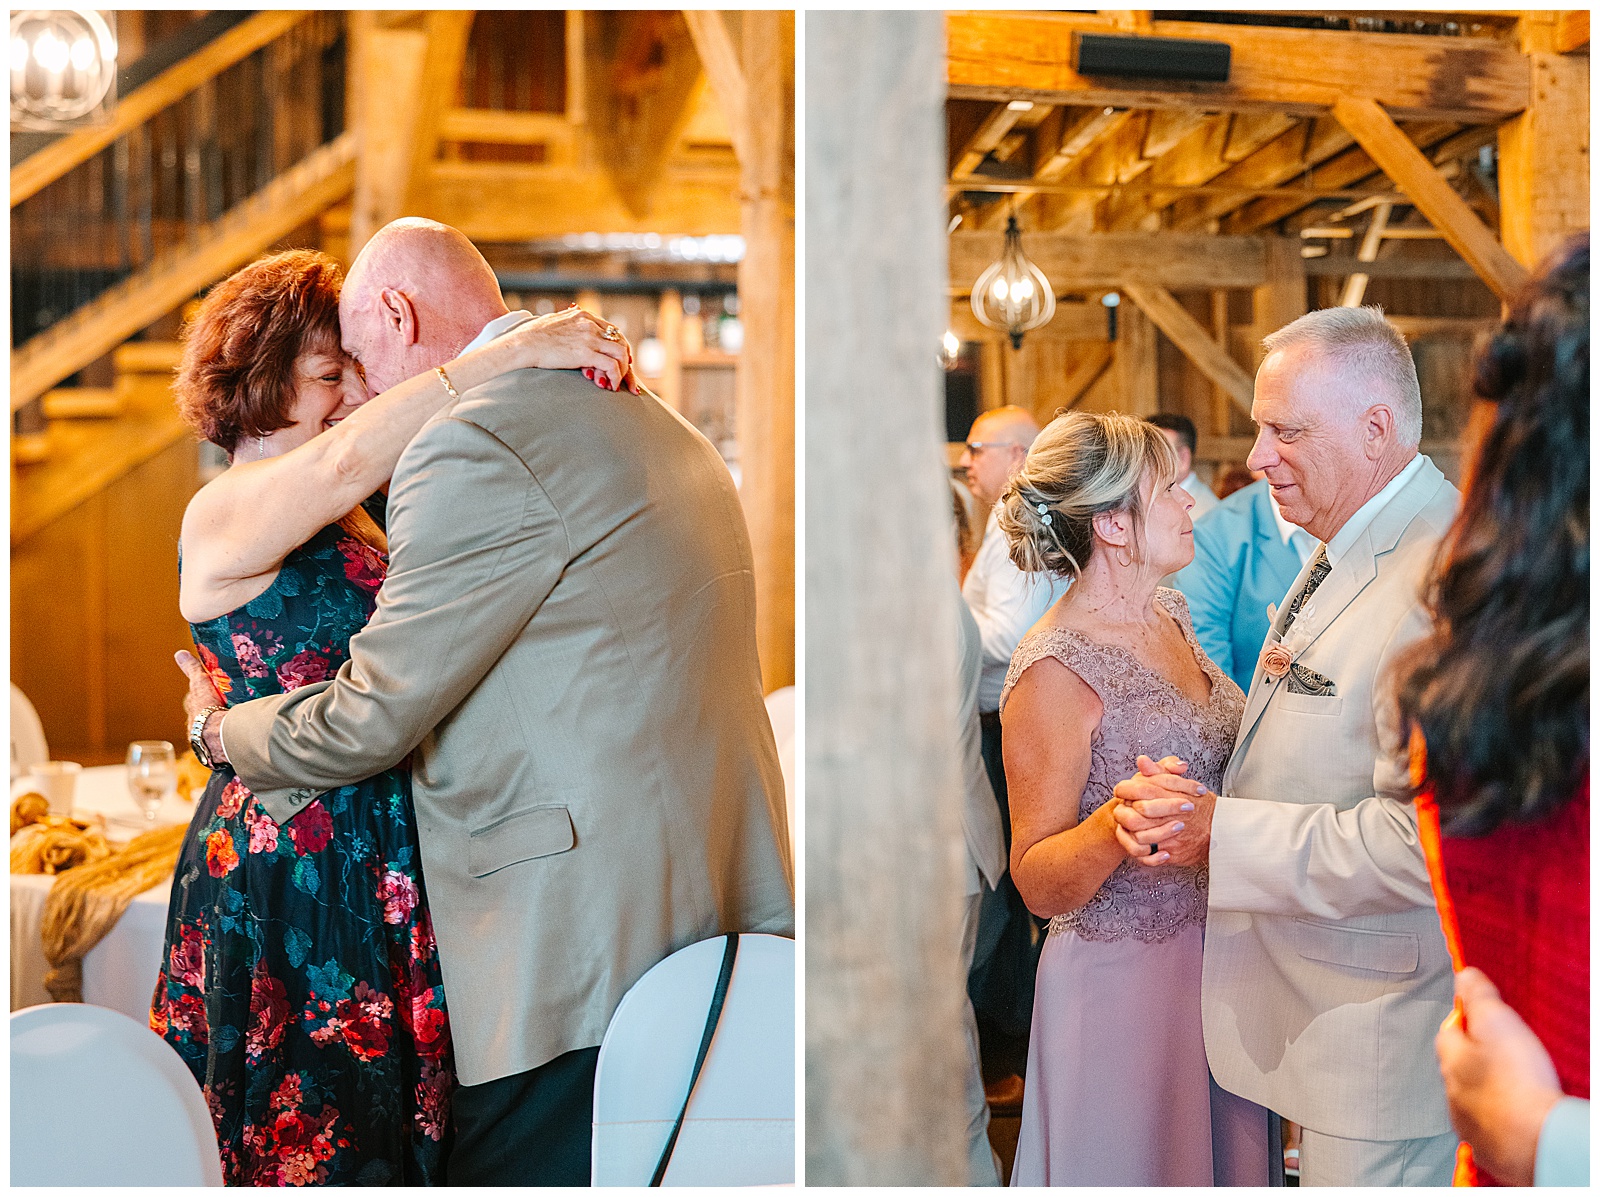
970;214;1056;350
10;9;117;130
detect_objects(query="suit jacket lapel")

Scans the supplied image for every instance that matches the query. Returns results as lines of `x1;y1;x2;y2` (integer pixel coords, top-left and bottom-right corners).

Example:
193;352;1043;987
1227;458;1448;774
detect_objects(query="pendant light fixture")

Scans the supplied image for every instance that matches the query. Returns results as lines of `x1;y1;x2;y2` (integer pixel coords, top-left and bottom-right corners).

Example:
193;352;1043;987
970;213;1056;350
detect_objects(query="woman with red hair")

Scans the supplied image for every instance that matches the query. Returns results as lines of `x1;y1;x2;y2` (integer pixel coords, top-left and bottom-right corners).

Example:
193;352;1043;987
151;248;633;1185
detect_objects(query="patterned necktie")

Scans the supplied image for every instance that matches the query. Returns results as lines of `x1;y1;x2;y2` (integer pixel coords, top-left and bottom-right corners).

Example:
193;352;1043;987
1281;545;1330;635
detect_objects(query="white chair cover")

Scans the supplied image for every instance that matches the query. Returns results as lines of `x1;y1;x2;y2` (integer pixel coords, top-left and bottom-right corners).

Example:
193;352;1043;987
10;683;48;780
593;933;795;1186
11;1002;223;1186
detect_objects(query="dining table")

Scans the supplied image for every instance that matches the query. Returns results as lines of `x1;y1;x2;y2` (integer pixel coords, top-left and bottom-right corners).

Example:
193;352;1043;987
10;764;197;1021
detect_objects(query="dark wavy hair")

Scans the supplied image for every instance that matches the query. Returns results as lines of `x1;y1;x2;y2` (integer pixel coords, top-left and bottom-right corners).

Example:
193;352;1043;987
1395;234;1588;836
174;250;344;455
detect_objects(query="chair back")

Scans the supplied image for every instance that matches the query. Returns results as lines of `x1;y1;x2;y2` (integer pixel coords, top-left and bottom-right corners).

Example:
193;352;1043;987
11;1003;223;1186
593;933;795;1186
11;683;49;780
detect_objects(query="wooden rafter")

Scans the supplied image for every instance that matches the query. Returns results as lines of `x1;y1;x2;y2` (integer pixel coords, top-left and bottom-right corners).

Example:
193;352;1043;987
946;12;1530;123
683;10;748;163
951;301;1106;343
405;12;476;211
1331;96;1528;300
951;230;1266;291
1122;283;1255;415
1057;342;1116;410
11;11;309;207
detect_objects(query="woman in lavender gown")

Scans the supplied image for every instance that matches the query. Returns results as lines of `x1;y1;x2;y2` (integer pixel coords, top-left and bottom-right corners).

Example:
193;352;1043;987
996;411;1272;1186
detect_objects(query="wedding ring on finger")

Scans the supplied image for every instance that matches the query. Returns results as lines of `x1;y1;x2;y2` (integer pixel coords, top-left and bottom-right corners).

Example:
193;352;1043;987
601;325;623;342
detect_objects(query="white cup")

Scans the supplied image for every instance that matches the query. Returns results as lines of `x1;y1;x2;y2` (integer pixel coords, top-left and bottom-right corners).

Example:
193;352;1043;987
26;761;81;817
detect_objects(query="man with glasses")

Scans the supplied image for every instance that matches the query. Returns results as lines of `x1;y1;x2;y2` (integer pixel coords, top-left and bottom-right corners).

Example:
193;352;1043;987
957;405;1070;1114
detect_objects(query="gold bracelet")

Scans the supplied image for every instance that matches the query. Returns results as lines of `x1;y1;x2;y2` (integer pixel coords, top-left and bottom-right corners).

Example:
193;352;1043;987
435;365;460;400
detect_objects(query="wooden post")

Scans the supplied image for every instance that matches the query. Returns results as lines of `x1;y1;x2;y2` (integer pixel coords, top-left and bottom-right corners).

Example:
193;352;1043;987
1498;47;1589;269
1116;300;1158;415
1210;289;1232;435
1250;234;1306;365
730;12;796;693
807;11;969;1185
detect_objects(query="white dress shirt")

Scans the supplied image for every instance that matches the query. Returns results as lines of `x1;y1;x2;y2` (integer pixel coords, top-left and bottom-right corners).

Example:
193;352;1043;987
962;506;1072;713
1323;453;1425;567
459;309;535;356
1180;469;1220;521
1268;487;1318;567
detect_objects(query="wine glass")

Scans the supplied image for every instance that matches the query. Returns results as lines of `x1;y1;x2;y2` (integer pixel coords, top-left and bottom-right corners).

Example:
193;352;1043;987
126;740;177;826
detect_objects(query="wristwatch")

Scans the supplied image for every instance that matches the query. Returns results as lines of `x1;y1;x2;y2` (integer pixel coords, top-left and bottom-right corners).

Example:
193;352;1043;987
189;704;226;769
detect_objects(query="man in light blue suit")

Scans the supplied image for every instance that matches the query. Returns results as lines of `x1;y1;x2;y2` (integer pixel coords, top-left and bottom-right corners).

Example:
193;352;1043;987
1171;476;1313;691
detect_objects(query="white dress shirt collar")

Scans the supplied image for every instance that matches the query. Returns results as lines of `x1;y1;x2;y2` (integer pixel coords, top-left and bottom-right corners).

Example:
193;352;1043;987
459;309;534;357
1323;453;1424;567
1267;486;1316;565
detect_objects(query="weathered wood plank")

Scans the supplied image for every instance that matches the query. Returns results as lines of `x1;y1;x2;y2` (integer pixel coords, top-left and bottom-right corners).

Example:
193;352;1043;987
1057;341;1116;411
1332;96;1528;300
1123;282;1254;415
946;12;1530;123
951;231;1266;291
951;301;1106;343
1498;52;1589;268
684;10;749;164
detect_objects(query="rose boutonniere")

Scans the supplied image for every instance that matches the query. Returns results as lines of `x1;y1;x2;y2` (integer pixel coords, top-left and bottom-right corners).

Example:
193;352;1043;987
1260;642;1293;679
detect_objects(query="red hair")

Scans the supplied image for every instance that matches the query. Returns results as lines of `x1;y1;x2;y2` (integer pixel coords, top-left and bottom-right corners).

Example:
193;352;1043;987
174;250;344;455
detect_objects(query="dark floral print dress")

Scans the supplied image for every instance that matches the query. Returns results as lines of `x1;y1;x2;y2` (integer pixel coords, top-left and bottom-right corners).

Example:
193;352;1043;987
151;523;454;1186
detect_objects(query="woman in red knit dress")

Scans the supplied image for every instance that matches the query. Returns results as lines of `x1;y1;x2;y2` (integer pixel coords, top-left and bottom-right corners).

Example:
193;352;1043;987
1395;234;1588;1186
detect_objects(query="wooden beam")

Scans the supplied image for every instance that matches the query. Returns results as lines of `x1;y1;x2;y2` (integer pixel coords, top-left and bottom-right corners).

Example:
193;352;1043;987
349;22;428;254
1331;96;1528;301
951;102;1031;179
1302;255;1480;281
946;12;1530;124
1220;119;1465;235
1209;289;1232;435
1115;301;1158;416
1169;116;1353;231
1497;51;1589;268
1556;10;1589;53
1251;235;1307;363
438;108;577;148
404;12;476;210
12;133;357;409
1034;105;1133;183
1123;283;1255;415
565;9;587;125
951;301;1106;343
587;11;706;219
1056;342;1115;411
735;8;796;693
1340;200;1392;307
951;231;1266;292
42;389;121;420
683;10;749;164
11;11;309;207
425;162;740;240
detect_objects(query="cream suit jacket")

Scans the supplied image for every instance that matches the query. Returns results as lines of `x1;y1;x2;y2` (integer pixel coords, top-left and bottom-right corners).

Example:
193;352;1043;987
958;596;1006;892
224;368;795;1086
1203;456;1459;1142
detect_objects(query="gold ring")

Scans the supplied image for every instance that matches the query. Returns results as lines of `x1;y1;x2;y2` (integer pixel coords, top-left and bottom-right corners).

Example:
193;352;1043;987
602;325;623;342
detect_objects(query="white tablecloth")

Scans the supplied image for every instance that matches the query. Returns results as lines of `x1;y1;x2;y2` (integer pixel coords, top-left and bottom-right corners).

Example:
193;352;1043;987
10;765;196;1019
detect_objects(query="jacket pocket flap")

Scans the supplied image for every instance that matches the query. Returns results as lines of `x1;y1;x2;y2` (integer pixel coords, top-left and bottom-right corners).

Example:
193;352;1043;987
1292;918;1418;975
468;805;574;878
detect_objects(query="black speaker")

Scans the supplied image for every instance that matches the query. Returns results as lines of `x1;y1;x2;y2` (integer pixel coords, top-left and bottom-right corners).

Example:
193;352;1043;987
1072;32;1231;83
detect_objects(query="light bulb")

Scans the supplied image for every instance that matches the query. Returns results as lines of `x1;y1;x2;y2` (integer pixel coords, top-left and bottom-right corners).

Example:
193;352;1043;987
10;36;28;72
34;30;67;73
942;330;960;358
69;36;95;71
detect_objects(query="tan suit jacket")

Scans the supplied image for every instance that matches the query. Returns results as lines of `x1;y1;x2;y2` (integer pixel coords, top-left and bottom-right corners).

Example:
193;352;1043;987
225;367;795;1086
1203;456;1459;1142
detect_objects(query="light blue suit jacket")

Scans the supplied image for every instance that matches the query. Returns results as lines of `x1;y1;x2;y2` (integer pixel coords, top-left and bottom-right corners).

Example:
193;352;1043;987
1171;479;1304;691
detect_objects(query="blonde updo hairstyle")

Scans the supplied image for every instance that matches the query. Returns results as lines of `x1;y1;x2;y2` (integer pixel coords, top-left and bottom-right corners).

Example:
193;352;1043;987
997;411;1179;582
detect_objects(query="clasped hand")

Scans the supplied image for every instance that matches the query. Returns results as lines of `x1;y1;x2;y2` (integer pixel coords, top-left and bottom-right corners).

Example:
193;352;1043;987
1110;754;1215;867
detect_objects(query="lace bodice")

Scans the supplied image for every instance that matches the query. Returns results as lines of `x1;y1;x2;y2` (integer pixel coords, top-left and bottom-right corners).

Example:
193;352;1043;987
999;588;1245;944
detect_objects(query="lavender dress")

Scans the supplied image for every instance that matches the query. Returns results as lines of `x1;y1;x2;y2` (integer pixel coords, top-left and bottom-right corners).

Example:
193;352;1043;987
1003;588;1272;1187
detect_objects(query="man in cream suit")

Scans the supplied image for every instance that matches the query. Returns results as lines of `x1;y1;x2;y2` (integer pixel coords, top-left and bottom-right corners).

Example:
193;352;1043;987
188;219;794;1184
1114;306;1459;1185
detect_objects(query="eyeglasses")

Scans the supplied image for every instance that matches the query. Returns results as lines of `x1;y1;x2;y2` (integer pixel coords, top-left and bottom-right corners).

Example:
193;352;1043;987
964;440;1021;456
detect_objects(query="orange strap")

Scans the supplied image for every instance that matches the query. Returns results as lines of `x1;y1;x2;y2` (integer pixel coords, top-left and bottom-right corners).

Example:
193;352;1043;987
1411;728;1478;1186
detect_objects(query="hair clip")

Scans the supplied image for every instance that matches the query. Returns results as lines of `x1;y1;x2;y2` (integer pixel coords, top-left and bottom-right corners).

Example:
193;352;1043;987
1035;501;1052;526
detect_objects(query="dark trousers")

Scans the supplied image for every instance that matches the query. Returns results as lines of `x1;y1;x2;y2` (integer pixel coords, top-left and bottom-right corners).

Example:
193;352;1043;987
446;1045;601;1187
968;711;1045;1051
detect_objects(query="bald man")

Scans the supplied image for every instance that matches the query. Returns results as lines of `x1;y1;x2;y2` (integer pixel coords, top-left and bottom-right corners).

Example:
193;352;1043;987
957;406;1069;1096
192;219;794;1184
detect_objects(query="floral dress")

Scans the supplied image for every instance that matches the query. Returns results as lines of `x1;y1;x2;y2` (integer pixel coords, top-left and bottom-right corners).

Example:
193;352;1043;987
151;523;454;1186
